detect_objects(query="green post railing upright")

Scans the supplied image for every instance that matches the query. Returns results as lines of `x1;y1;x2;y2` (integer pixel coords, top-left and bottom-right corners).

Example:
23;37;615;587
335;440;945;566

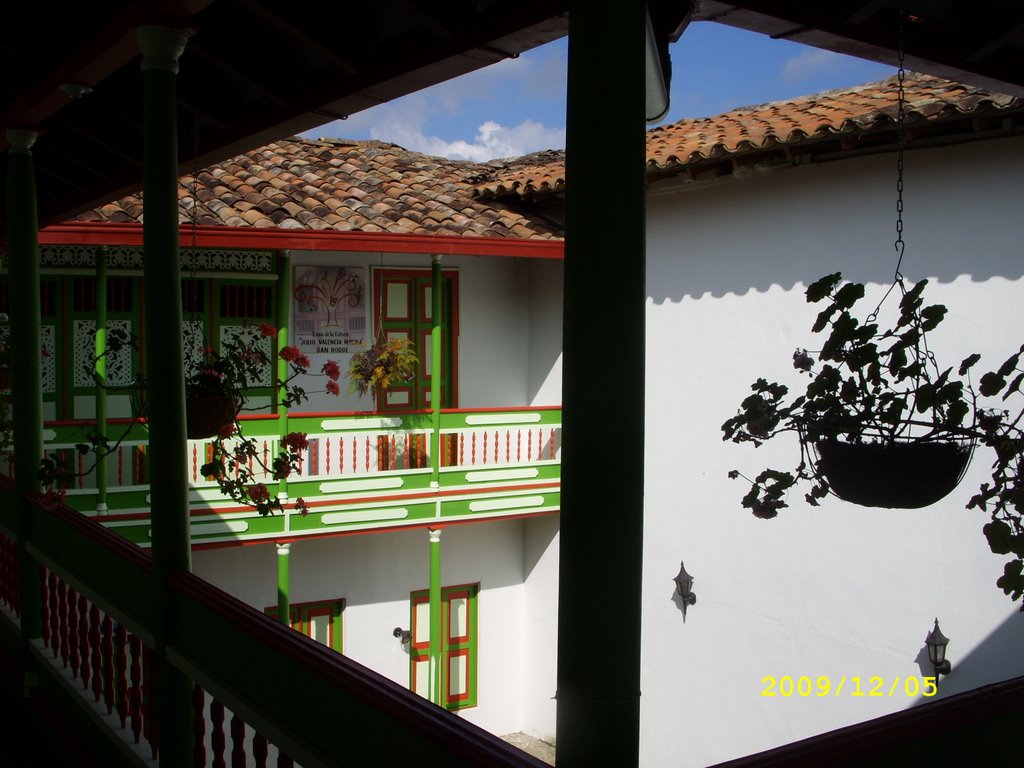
276;250;293;625
137;24;193;767
276;248;291;503
6;128;44;670
276;542;291;624
556;3;647;766
428;527;442;705
94;245;109;513
430;254;442;486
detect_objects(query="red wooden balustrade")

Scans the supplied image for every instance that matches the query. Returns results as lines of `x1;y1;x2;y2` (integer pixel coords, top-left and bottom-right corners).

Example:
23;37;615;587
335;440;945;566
32;562;301;767
35;563;158;758
0;532;19;614
454;426;560;467
192;685;297;768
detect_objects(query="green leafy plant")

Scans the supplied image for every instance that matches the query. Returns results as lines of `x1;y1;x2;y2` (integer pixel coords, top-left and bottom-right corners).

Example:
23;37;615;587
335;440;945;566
722;273;1024;607
348;337;418;397
40;322;341;517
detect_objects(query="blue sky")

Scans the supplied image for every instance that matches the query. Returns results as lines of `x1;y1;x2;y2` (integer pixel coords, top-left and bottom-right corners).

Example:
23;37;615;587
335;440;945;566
302;22;896;161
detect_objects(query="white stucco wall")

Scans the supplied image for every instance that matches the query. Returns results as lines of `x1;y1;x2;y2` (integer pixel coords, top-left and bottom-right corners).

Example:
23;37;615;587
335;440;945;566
522;515;560;744
191;517;548;737
527;260;564;407
285;250;560;411
641;136;1024;766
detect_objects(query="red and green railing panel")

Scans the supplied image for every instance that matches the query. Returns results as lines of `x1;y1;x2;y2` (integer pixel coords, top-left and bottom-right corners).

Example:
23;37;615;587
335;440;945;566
31;407;561;545
438;406;561;488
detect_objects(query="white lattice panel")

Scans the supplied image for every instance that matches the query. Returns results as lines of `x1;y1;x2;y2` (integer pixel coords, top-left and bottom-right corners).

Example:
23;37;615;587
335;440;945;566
42;326;56;393
220;325;272;387
182;320;206;375
73;321;132;388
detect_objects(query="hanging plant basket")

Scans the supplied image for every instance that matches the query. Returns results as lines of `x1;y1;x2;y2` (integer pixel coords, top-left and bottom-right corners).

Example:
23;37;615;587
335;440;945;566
185;392;237;440
814;439;973;509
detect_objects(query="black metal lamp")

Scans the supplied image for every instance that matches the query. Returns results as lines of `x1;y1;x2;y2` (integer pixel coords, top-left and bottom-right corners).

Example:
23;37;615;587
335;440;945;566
925;618;951;676
673;561;696;619
392;627;411;644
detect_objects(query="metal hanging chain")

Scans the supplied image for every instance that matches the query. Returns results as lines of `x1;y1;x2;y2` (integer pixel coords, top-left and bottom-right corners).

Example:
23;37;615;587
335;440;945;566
893;11;907;290
869;10;909;322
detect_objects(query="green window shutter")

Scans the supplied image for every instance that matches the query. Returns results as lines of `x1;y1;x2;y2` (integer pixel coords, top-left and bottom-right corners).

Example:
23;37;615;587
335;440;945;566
409;583;478;710
265;598;344;653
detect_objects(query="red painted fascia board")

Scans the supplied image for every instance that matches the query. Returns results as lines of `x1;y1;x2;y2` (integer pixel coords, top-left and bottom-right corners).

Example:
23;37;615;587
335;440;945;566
38;223;565;260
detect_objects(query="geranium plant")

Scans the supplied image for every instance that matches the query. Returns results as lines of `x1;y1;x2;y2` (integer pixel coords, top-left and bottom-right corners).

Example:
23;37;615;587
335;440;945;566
722;273;1024;607
195;323;341;516
348;336;418;397
41;322;341;517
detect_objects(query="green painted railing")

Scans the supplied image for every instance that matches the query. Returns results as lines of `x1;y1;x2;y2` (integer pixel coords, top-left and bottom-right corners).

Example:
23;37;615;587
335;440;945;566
16;407;561;547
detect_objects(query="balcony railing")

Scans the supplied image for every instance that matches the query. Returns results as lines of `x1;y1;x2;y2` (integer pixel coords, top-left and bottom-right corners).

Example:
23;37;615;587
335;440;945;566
0;477;550;767
6;406;560;547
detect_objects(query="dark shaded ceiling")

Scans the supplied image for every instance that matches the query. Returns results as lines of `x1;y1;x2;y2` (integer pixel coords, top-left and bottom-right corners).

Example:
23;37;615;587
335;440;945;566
2;1;1023;239
0;0;570;235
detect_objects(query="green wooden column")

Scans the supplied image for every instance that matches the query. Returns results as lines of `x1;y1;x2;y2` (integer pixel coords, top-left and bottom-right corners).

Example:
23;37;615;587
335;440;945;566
6;128;44;667
94;245;109;514
556;4;647;766
137;24;193;767
428;527;442;705
276;249;291;504
430;254;442;486
276;542;291;625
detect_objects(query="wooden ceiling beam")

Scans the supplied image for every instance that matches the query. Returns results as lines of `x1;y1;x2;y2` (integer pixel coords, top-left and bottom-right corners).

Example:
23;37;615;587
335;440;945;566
233;0;358;75
185;42;287;108
0;0;215;151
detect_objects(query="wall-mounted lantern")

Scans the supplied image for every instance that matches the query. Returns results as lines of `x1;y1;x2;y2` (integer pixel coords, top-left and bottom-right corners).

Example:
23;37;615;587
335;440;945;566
392;627;411;644
925;618;951;677
673;561;696;620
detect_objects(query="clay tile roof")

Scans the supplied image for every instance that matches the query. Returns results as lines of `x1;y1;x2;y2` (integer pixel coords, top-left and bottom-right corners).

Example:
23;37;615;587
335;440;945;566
78;75;1022;241
473;74;1023;200
77;137;563;241
645;73;1022;174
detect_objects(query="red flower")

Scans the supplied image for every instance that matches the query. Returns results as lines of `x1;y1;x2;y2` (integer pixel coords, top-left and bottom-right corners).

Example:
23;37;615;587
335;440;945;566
217;421;236;439
295;354;311;369
326;380;340;396
322;360;341;381
282;432;309;452
248;483;270;503
259;323;278;338
295;497;309;517
39;489;66;510
279;346;300;362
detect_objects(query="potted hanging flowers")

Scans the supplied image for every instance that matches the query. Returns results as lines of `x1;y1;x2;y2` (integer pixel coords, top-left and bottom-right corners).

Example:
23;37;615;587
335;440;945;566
193;322;343;515
348;336;419;397
721;273;1024;607
183;323;270;439
43;322;343;518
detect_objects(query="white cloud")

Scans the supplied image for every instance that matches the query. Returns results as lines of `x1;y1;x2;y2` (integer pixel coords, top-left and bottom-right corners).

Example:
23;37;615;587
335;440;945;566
301;39;567;161
781;48;844;83
374;119;565;161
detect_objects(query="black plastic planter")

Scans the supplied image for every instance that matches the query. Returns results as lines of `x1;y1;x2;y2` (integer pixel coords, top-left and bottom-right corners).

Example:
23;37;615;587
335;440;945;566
186;393;237;440
814;440;973;509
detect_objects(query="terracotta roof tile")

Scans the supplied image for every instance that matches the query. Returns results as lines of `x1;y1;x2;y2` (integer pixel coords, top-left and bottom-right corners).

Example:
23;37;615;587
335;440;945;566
471;74;1023;201
644;73;1021;174
77;76;1021;243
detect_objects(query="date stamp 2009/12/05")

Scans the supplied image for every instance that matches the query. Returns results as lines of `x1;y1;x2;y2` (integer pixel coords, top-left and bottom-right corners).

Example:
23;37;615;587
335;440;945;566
761;675;938;698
